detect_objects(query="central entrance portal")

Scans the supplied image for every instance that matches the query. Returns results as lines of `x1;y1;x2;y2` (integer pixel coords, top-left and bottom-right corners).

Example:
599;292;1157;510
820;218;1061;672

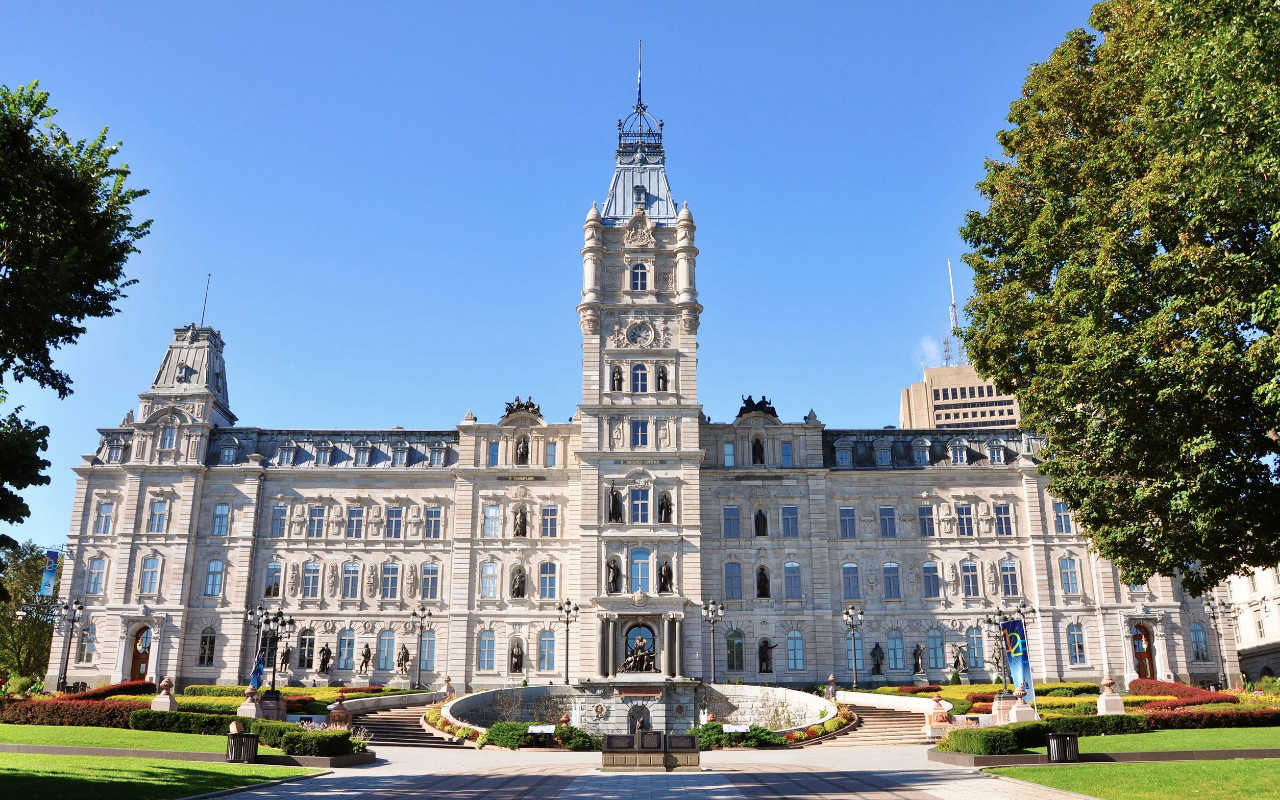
129;627;152;681
1131;624;1156;679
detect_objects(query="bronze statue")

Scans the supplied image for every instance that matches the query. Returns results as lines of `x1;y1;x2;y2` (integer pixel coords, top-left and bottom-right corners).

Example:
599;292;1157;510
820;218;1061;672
658;560;673;594
514;507;528;537
757;566;770;598
358;643;372;674
656;365;668;392
504;396;542;417
606;559;622;593
913;643;926;674
951;643;969;674
608;489;624;523
754;509;768;537
515;437;530;465
623;632;655;672
396;644;411;674
871;642;885;675
317;643;332;674
658;492;673;523
510;640;524;672
611;367;623;392
736;395;778;419
511;566;526;598
759;638;777;673
752;438;764;465
279;643;292;672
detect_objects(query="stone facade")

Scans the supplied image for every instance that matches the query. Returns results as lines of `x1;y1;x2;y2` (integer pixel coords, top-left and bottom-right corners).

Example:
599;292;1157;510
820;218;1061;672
46;99;1238;695
1227;566;1280;681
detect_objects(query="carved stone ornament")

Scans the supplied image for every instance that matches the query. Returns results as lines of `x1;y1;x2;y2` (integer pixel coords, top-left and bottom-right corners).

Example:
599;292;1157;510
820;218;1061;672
287;563;300;597
326;563;338;595
623;209;657;248
579;309;599;335
365;568;377;598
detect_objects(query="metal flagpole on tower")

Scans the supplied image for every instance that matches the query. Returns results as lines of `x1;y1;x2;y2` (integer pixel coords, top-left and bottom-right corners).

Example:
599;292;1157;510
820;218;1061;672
637;39;643;110
199;273;211;326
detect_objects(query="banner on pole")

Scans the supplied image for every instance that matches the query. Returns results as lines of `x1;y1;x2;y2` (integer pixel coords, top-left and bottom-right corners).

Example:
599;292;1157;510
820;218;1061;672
1000;619;1036;703
39;550;61;597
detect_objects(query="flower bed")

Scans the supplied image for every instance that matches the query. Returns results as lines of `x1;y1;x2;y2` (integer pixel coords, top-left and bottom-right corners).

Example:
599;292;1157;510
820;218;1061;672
61;681;155;701
1129;679;1238;710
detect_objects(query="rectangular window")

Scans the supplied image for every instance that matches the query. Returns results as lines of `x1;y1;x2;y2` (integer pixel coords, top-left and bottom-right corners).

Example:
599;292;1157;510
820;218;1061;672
951;445;967;464
545;442;557;467
961;562;980;597
630;552;650;593
341;563;359;599
1068;626;1087;665
787;634;805;671
839;507;856;539
918;505;935;537
875;448;891;467
93;502;114;535
391;448;407;467
204;562;223;596
386;507;403;539
307;507;325;538
781;506;799;538
315;447;331;466
381;564;399;599
723;442;735;467
140;557;161;594
630;489;649;523
955;504;974;536
780;442;793;467
1053;501;1073;533
541;506;558;538
631;421;649;447
160;426;177;450
1001;562;1019;596
346;507;364;538
722;506;740;538
878;506;897;538
354;448;370;467
727;635;744;671
888;635;904;670
539;563;557;599
302;562;320;598
989;446;1005;464
784;563;802;599
147;500;167;533
483;505;500;537
836;449;851;466
923;562;941;598
87;559;106;594
264;562;282;598
1059;558;1080;594
478;635;494;670
421;631;436;671
425;507;442;538
842;564;860;600
914;446;929;466
883;564;901;599
421;563;439;600
488;442;499;467
994;503;1013;536
210;503;230;536
724;563;742;599
270;506;287;537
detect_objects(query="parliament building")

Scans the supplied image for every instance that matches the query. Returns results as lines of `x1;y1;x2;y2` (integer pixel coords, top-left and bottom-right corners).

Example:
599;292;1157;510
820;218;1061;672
47;97;1239;695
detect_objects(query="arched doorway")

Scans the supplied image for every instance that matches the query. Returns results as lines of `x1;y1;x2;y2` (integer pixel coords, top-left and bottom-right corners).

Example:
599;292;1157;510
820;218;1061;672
130;627;152;681
1131;624;1155;679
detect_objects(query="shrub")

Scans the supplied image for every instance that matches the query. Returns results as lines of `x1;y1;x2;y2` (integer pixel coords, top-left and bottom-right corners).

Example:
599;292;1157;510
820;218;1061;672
936;726;1018;755
1044;687;1077;697
966;693;997;703
1143;708;1280;730
949;671;961;685
823;718;841;734
1129;679;1238;708
897;685;941;694
63;681;155;701
129;709;256;735
485;721;530;750
947;698;974;715
251;719;302;747
806;724;823;738
1004;720;1049;749
0;699;135;728
969;703;993;714
554;724;598;751
280;729;353;756
1046;714;1149;736
791;730;809;742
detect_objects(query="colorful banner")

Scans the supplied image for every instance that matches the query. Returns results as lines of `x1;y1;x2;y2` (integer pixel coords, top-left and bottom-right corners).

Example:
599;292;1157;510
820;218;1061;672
1001;618;1036;703
39;550;60;597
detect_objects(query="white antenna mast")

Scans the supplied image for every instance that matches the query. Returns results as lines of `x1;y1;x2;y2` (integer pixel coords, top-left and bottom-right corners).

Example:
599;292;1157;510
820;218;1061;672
941;259;965;366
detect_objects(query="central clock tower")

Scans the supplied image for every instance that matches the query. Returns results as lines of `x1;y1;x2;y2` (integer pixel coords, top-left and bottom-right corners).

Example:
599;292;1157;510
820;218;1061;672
575;95;704;693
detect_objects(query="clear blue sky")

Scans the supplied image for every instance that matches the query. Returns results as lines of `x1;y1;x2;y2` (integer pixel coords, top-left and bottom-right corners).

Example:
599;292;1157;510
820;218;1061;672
3;2;1097;549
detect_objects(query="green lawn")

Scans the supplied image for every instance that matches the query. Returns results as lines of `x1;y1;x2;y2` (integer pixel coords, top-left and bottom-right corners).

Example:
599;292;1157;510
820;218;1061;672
0;753;317;800
0;724;285;754
1024;726;1280;754
989;760;1280;800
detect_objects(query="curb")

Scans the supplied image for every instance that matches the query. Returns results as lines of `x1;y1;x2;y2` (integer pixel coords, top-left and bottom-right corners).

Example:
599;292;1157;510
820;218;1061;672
176;769;332;800
985;773;1105;800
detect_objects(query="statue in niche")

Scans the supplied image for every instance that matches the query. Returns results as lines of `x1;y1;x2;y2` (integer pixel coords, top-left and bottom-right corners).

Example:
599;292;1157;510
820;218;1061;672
317;644;332;674
870;643;885;675
756;567;771;598
622;630;656;672
611;367;623;392
515;437;530;465
279;643;293;672
606;559;622;593
396;645;411;674
608;489;624;523
358;643;372;674
913;643;926;674
514;507;528;537
656;365;669;392
658;492;673;523
657;560;673;594
510;640;524;672
754;510;768;537
511;566;527;598
752;438;765;465
758;638;777;673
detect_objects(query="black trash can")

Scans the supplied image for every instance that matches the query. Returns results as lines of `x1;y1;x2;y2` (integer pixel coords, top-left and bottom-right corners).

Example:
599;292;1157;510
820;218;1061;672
1046;732;1080;763
227;732;260;763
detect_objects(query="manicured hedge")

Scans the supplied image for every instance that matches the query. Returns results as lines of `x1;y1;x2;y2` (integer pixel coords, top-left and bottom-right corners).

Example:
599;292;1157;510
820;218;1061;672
129;709;257;735
1129;679;1238;708
1144;709;1280;729
0;699;137;728
1004;720;1050;749
483;721;530;750
936;726;1018;755
63;680;155;701
1045;714;1150;736
692;721;785;750
183;684;386;697
937;715;1150;755
280;729;353;756
250;719;302;747
897;685;942;694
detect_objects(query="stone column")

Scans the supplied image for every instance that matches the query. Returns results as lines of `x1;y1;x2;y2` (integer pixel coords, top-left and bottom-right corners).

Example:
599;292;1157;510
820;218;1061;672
598;618;609;678
607;618;617;678
664;617;676;677
674;619;685;679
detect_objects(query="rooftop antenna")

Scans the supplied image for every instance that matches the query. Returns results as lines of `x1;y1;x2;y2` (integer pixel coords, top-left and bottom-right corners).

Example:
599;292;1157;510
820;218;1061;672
199;273;211;327
942;259;966;366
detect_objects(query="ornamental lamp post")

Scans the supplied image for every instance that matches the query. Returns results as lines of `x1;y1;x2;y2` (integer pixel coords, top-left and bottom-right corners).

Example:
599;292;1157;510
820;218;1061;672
1202;596;1237;689
982;611;1013;692
555;600;580;685
247;606;296;692
55;599;86;693
410;604;433;690
700;599;725;683
842;603;865;688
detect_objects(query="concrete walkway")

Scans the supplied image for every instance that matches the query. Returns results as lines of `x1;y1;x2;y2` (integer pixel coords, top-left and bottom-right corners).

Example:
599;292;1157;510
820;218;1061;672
220;744;1095;800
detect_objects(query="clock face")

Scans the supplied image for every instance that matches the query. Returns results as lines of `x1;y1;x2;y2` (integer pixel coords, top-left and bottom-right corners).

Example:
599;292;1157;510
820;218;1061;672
627;324;653;346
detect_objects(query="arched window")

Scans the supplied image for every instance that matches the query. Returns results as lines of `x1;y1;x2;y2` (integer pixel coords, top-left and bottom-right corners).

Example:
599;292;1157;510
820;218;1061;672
337;630;355;670
421;562;440;600
726;630;744;671
420;629;436;671
538;630;556;671
480;562;498;599
630;263;648;291
842;563;860;600
966;627;984;669
927;629;945;669
477;630;496;670
380;563;399;599
1067;623;1087;665
1189;622;1210;662
786;631;805;670
847;630;862;673
297;629;315;669
197;626;216;667
86;556;106;593
630;548;651;593
539;562;557;599
883;562;901;599
887;630;905;670
76;623;97;663
631;364;648;393
377;630;395;670
204;560;224;596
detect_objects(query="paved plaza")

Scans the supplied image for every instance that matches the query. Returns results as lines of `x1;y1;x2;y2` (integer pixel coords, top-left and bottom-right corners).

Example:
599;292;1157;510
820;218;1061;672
224;746;1091;800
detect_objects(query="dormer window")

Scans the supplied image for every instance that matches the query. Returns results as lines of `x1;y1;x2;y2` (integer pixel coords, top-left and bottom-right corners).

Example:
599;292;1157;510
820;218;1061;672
105;437;125;463
912;438;930;466
430;443;446;467
392;441;408;467
834;438;853;468
278;441;296;466
987;441;1006;464
949;440;968;464
873;439;892;468
219;439;238;464
159;424;177;450
315;440;333;467
354;440;372;467
630;263;648;291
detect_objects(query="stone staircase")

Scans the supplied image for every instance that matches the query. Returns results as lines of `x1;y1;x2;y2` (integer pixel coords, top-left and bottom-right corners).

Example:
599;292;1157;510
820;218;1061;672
820;705;932;746
352;705;465;749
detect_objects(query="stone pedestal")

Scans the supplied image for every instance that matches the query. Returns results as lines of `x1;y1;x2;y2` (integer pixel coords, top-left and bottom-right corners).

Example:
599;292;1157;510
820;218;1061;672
150;677;179;711
1097;677;1126;716
913;673;930;687
386;677;412;690
959;674;972;685
310;675;332;688
1008;687;1039;722
991;691;1016;725
236;688;263;719
258;690;286;721
349;674;373;688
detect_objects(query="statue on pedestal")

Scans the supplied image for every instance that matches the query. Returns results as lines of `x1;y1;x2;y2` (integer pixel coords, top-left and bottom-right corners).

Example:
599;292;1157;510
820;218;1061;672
317;644;332;674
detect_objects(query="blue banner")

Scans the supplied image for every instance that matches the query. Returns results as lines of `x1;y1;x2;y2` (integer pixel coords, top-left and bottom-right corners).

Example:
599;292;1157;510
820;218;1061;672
39;550;60;597
1001;619;1036;703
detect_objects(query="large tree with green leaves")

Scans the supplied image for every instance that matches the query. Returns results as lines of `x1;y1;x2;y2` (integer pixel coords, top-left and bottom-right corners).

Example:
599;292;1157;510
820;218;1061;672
0;81;148;550
961;0;1280;594
0;541;57;680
